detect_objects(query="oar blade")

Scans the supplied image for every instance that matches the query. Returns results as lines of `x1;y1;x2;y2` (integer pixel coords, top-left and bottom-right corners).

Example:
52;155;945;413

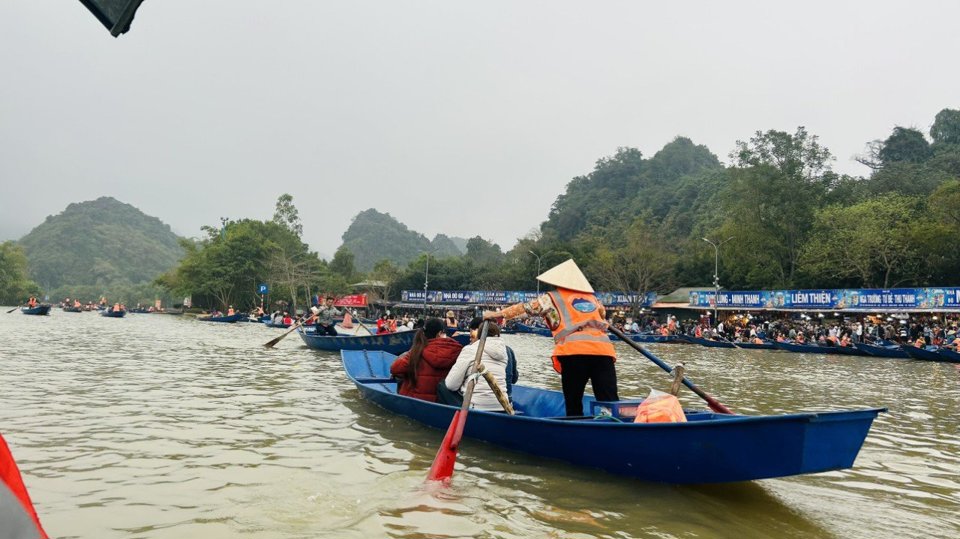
426;410;467;482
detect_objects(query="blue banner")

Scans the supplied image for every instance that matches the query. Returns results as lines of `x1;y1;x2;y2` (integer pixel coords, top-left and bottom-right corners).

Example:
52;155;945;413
401;290;656;307
689;287;960;311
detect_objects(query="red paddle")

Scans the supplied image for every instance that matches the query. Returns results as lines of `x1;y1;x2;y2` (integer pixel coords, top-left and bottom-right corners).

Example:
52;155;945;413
426;321;491;482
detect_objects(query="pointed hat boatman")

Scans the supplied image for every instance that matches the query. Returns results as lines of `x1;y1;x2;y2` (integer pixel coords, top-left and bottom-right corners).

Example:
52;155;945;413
484;259;619;416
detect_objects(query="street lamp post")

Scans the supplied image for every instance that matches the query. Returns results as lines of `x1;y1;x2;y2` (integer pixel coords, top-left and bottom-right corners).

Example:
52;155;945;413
702;236;734;324
422;248;437;315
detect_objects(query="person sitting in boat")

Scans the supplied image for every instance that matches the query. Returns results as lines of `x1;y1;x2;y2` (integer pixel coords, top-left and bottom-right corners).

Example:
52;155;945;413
73;299;81;308
389;318;464;403
482;259;619;417
282;312;293;325
440;319;512;411
311;296;341;336
113;302;121;313
119;304;126;312
445;311;458;330
913;336;926;348
227;305;235;316
27;296;38;308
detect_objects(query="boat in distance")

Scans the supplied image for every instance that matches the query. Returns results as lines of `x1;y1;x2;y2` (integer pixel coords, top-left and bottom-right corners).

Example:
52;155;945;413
197;313;247;323
21;305;52;315
341;350;885;484
301;330;470;355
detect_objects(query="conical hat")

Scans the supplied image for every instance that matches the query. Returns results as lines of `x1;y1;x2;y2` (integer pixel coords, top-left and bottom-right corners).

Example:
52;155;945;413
536;259;594;293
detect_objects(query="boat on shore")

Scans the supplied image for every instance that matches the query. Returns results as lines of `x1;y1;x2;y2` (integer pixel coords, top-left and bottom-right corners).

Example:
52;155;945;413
902;345;946;362
679;335;737;348
341;350;885;484
21;305;51;315
935;348;960;363
854;342;910;359
733;340;779;350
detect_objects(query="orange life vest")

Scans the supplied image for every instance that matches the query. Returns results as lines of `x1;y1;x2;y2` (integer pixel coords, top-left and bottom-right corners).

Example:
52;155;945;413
546;289;616;373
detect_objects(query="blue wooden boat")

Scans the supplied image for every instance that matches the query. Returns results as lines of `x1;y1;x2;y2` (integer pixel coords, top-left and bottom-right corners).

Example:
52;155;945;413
935;348;960;363
680;335;737;348
301;330;470;355
902;345;946;362
198;313;247;323
514;323;553;337
262;320;292;328
854;342;910;359
62;306;83;313
775;341;841;355
100;309;126;318
629;334;682;344
733;340;779;350
21;305;51;315
342;350;884;484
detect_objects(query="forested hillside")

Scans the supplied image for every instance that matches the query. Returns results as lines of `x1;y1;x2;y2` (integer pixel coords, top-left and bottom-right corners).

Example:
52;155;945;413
379;108;960;301
340;209;464;272
18;197;183;300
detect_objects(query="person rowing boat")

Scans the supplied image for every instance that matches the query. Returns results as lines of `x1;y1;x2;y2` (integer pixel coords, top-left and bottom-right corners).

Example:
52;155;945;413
483;259;619;417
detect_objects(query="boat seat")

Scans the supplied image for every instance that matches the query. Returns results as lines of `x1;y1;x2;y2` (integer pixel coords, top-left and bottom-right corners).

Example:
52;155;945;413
354;377;398;384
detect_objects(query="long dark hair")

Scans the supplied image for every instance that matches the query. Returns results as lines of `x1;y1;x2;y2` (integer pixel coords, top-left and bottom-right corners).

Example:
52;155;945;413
406;318;445;384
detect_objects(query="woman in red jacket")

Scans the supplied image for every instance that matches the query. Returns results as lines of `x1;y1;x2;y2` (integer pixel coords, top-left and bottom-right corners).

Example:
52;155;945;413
390;318;463;402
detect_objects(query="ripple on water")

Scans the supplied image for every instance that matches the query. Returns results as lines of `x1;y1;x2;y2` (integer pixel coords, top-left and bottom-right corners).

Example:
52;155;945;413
1;314;958;538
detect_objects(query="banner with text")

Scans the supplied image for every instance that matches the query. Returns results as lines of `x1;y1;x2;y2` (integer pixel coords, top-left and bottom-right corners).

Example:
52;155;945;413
689;287;960;311
401;290;656;307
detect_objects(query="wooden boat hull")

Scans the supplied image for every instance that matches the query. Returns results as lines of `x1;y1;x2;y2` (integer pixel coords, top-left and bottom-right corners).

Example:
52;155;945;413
680;335;737;348
513;323;553;337
733;341;779;350
342;350;885;484
100;310;126;318
854;343;910;359
935;348;960;363
21;305;51;315
775;341;842;354
198;313;247;323
903;345;947;362
301;330;469;354
62;306;83;313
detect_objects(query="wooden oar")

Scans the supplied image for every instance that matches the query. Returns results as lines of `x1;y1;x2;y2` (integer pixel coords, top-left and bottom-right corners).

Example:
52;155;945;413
608;326;733;415
426;320;491;482
264;313;314;348
6;305;22;314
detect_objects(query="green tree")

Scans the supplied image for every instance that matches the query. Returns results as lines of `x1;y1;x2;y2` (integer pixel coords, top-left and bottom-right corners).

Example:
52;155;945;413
0;241;41;304
272;193;303;237
931;108;960;146
329;246;357;282
878;127;932;164
798;194;923;287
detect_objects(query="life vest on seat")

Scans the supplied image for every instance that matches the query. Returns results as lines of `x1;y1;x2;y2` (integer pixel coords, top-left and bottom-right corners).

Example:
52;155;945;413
545;289;616;373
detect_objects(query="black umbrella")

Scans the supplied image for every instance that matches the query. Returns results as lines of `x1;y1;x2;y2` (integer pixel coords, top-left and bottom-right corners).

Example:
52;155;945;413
79;0;146;36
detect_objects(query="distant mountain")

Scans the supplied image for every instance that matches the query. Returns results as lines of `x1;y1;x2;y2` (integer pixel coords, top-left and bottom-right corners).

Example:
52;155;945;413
340;209;463;271
19;197;183;290
447;236;468;254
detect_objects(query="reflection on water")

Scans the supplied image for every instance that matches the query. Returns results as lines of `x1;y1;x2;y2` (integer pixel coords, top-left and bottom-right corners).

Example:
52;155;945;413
1;312;958;538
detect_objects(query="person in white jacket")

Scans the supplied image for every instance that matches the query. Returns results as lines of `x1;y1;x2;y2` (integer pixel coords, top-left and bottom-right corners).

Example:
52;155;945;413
444;322;510;411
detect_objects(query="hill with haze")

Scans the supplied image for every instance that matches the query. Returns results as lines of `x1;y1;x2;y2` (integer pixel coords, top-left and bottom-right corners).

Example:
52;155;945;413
19;197;183;291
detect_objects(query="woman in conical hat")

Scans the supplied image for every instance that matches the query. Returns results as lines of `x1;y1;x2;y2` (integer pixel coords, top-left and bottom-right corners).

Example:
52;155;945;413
483;259;619;416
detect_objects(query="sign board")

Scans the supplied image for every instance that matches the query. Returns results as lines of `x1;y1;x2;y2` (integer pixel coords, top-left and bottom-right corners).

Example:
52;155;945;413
258;284;269;295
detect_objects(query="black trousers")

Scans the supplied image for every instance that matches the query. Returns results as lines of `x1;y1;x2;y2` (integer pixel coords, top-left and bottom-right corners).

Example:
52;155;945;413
316;323;338;336
558;355;619;416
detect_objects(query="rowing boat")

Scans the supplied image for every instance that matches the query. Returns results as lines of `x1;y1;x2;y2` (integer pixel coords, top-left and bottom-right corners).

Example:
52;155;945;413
197;313;247;323
21;305;51;315
100;309;126;318
733;341;779;350
301;330;470;355
902;345;946;362
854;342;910;359
342;350;885;484
679;335;737;348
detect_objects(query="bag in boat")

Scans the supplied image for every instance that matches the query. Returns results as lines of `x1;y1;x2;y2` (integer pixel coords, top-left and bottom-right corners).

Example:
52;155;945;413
634;389;687;424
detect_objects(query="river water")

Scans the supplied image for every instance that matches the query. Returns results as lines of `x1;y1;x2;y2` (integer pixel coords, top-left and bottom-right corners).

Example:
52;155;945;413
1;311;958;539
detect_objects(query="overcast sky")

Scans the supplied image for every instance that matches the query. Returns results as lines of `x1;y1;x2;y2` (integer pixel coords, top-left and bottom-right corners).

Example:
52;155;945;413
2;1;958;258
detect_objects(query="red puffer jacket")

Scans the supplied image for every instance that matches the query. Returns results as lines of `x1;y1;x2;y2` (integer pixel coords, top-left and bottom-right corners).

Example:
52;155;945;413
390;337;464;402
